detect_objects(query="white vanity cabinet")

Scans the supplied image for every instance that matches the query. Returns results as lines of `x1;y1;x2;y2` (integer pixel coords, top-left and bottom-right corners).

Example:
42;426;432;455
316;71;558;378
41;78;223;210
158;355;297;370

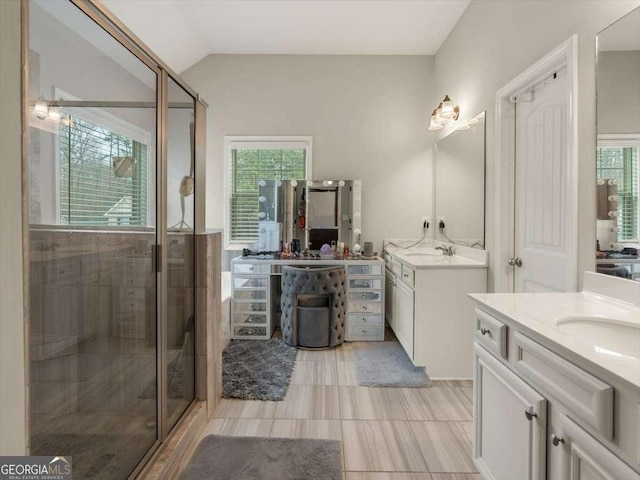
383;248;487;378
474;344;547;480
471;305;640;480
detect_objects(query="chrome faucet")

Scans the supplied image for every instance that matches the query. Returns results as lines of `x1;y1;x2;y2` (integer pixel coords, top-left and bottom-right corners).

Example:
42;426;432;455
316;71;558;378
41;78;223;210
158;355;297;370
435;245;454;256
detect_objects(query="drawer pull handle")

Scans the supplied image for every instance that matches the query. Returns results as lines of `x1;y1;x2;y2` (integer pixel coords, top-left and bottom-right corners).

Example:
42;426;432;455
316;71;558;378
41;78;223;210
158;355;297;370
403;273;409;278
248;305;254;311
362;305;368;310
362;318;367;323
249;292;254;298
524;407;537;421
249;266;254;271
480;327;491;336
361;329;367;334
550;434;564;446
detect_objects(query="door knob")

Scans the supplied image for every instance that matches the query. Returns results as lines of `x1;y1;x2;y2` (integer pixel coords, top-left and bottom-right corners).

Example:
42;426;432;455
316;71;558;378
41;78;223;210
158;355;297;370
508;257;523;267
524;407;537;421
550;434;565;446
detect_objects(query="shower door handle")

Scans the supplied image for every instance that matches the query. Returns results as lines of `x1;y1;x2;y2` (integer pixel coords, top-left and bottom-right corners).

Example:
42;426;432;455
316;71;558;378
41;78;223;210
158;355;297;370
152;244;162;272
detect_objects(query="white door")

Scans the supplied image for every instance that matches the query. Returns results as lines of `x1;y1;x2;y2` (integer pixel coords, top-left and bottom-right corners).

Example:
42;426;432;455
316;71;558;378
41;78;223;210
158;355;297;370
394;280;414;361
474;344;547;480
514;68;575;292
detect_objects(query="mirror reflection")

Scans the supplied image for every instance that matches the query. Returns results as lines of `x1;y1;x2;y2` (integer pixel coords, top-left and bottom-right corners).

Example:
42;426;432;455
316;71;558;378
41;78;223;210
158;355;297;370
434;111;486;248
258;179;361;251
596;7;640;281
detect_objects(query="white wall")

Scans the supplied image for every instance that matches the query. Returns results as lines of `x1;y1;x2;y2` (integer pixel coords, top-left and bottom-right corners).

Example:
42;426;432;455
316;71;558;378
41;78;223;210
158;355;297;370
433;0;640;291
597;50;640;134
181;55;436;254
0;0;27;455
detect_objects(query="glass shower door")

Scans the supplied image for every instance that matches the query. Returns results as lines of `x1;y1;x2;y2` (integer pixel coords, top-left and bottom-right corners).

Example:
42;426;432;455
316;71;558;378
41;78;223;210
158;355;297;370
28;1;159;478
164;77;196;432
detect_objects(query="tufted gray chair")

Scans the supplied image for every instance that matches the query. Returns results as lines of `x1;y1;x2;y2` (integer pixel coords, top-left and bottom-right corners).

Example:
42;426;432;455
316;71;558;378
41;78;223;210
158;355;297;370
280;266;346;348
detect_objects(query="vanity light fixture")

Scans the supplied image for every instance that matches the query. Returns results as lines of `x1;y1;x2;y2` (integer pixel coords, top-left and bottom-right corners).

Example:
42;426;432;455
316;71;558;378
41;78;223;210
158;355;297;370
439;95;459;120
428;109;444;131
428;95;460;131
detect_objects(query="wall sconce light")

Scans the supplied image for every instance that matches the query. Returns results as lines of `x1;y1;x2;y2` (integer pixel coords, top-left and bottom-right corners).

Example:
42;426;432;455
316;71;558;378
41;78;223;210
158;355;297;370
428;95;460;131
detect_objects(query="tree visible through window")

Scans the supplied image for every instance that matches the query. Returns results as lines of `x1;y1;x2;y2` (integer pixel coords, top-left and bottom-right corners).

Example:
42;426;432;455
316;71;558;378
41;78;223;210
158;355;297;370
59;114;148;226
597;145;639;241
230;148;306;242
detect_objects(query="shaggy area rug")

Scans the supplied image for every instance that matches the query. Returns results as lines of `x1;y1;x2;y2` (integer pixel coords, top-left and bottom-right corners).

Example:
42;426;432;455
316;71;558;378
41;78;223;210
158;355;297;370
354;341;431;387
222;339;297;401
179;435;342;480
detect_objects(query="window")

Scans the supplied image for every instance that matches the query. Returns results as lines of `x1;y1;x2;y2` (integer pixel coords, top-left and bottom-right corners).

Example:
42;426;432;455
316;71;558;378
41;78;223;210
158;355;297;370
597;136;639;242
225;137;311;245
59;113;149;227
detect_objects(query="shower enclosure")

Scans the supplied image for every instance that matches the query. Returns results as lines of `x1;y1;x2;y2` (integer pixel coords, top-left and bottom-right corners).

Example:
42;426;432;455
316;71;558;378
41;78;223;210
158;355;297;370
25;1;204;478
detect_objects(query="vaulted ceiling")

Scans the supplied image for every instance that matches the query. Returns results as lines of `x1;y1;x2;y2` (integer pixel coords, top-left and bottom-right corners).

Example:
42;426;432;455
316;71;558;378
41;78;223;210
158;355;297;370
101;0;471;73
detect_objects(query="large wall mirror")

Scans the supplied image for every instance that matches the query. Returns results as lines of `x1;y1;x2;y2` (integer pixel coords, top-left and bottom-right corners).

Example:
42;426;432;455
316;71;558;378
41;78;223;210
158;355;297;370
434;111;486;248
596;7;640;281
258;179;361;251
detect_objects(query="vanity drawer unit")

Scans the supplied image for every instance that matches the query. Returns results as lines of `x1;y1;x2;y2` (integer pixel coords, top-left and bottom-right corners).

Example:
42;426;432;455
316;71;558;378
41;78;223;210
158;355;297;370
345;260;385;341
475;308;508;359
230;257;385;341
231;268;272;339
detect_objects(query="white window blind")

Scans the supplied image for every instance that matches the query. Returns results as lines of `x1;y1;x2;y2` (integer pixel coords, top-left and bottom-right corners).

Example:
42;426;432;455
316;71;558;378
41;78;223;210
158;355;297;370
596;145;639;241
229;147;306;242
59;113;148;226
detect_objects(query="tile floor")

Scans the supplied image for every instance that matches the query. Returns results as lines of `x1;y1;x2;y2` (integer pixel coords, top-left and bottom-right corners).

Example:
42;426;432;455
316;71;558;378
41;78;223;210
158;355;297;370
200;332;480;480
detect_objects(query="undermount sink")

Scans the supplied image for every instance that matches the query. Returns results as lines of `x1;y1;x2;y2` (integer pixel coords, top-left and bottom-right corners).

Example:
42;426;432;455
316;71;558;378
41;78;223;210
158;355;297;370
556;316;640;361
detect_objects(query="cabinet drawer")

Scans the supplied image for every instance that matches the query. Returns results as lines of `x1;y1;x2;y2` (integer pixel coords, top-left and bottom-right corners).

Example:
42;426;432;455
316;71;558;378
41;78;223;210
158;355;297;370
349;302;382;314
233;263;270;274
233;289;268;301
233;325;267;338
391;258;402;276
400;264;415;287
233;302;267;314
513;332;614;440
233;276;268;289
347;264;383;275
348;290;382;303
475;308;508;359
347;325;383;341
233;313;267;326
348;313;384;327
349;278;382;290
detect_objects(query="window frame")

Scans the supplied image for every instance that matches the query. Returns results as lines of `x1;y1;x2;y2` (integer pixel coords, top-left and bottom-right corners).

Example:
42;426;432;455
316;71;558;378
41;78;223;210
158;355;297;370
223;136;312;249
53;88;153;228
597;133;640;244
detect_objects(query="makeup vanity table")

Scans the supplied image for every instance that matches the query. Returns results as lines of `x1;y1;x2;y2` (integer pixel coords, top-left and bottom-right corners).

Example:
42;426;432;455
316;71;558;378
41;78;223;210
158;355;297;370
230;255;385;341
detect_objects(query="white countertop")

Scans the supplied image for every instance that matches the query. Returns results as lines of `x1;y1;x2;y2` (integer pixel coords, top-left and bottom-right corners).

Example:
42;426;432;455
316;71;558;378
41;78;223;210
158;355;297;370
470;273;640;389
232;256;384;265
384;240;488;269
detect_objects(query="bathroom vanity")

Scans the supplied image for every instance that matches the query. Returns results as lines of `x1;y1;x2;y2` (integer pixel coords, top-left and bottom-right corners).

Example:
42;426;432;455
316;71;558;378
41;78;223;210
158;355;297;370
470;272;640;480
384;241;488;378
230;256;385;341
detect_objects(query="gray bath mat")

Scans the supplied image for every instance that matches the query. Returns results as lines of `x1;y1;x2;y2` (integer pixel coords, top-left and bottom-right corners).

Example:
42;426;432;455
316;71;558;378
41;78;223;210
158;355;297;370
354;341;431;387
223;339;297;401
180;435;342;480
